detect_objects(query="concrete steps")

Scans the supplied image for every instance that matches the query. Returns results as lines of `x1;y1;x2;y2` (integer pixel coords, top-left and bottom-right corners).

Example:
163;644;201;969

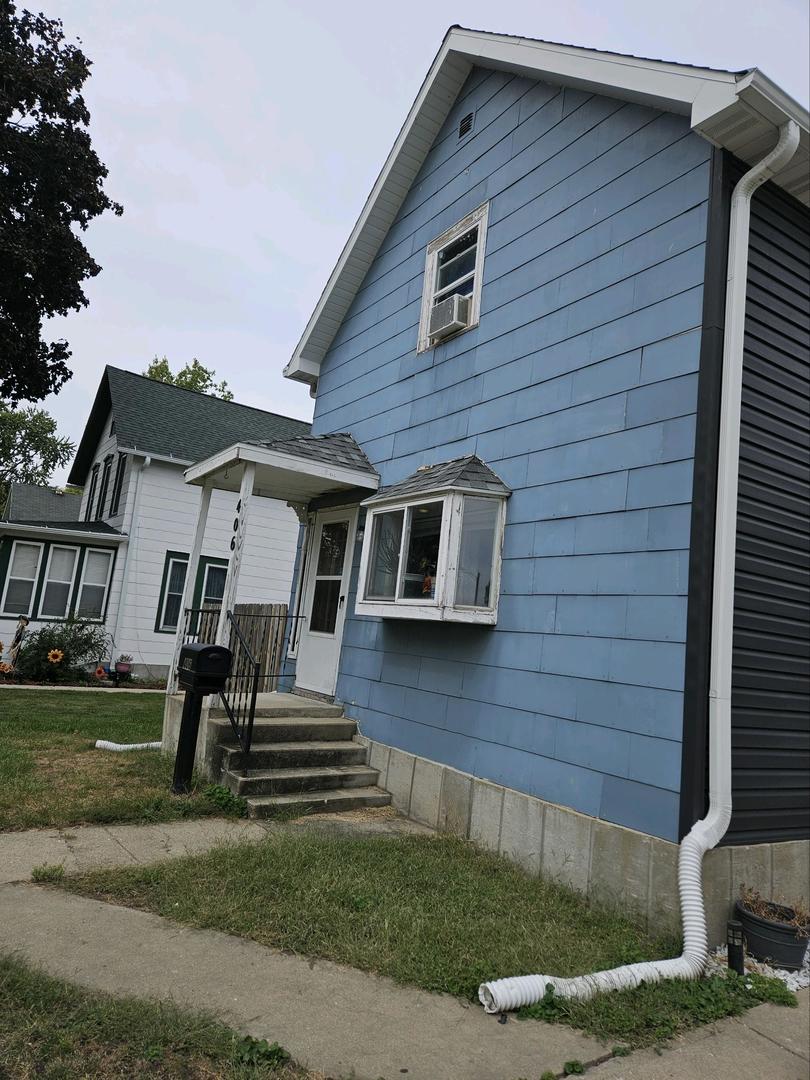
211;693;391;817
226;764;379;797
246;786;392;819
221;740;367;772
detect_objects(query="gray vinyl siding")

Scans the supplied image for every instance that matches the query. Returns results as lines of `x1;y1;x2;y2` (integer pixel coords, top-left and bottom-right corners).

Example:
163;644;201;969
304;67;713;841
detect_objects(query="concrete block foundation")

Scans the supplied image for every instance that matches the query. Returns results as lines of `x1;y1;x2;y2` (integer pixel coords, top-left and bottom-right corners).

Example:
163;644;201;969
361;736;810;946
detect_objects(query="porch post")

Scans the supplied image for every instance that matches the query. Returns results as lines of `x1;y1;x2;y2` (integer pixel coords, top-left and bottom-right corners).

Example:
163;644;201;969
166;480;213;695
216;461;255;646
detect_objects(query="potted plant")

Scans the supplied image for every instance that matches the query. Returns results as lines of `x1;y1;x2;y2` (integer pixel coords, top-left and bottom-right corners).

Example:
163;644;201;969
736;886;810;971
114;653;133;676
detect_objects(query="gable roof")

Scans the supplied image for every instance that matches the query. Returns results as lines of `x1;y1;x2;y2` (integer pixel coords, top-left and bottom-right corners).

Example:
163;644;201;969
1;482;81;523
69;367;311;486
363;455;510;505
285;25;809;387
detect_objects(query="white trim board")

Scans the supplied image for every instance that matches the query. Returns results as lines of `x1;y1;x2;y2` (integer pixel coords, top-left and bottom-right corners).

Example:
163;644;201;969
284;26;809;387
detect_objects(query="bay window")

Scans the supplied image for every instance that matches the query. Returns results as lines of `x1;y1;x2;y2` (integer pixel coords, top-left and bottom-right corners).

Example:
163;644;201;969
357;490;506;624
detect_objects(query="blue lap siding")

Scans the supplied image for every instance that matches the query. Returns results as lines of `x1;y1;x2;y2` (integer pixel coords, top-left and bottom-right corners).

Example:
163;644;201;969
301;67;713;841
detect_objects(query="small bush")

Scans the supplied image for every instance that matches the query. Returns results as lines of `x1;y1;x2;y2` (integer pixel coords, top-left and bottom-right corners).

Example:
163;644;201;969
203;785;248;817
31;864;65;884
16;619;110;683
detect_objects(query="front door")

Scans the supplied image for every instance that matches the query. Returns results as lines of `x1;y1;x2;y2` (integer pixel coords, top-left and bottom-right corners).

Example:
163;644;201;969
295;508;357;697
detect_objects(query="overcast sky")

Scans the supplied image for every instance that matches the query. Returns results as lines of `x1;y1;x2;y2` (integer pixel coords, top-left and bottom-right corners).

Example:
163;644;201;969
39;0;809;483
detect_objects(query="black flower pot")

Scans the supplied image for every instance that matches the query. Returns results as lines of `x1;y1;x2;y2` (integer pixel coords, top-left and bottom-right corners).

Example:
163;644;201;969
735;899;809;971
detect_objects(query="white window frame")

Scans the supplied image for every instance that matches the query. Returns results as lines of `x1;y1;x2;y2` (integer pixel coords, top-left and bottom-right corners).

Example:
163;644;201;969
75;547;114;622
158;555;188;631
0;540;44;617
201;561;227;607
38;544;80;620
355;490;507;625
417;202;489;353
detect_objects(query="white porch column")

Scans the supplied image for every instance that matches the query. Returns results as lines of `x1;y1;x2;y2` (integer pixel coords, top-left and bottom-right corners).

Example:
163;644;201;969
216;461;255;646
166;480;213;695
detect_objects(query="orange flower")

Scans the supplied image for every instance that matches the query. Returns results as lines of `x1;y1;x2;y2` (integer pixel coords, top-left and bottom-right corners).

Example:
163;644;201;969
0;662;11;674
47;649;64;664
95;666;106;679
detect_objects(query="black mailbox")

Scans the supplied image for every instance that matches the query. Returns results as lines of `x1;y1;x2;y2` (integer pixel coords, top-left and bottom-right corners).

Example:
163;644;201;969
177;642;232;694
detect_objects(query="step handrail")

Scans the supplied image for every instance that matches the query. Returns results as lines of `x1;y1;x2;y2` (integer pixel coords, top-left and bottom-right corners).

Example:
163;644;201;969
217;610;261;768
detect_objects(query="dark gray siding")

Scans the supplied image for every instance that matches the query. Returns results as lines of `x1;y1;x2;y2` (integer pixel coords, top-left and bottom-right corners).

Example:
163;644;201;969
729;168;810;844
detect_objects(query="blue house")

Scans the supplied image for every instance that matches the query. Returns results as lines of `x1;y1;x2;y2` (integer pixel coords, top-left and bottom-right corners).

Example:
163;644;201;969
182;29;808;939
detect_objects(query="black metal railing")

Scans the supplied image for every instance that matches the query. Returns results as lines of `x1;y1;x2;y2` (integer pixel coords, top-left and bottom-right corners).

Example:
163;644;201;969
217;610;261;763
180;606;305;767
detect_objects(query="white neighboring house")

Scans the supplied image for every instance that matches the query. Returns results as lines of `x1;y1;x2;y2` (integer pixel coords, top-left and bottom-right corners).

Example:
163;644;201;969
0;366;310;677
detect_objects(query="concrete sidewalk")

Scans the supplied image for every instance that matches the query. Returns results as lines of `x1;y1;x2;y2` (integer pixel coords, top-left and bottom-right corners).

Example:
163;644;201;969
589;991;809;1080
0;818;268;883
0;882;605;1080
0;811;432;884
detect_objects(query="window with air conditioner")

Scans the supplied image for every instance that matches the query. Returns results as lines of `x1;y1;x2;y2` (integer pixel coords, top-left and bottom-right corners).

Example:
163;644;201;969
417;203;488;352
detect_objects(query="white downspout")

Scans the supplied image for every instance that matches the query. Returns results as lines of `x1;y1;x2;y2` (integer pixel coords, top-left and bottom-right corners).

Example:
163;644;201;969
479;119;801;1013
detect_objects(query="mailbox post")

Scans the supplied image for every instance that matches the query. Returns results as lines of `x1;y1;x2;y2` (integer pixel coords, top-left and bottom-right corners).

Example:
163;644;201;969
173;642;232;795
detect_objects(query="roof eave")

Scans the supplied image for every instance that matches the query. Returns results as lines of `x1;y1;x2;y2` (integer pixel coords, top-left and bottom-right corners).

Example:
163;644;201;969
285;27;809;387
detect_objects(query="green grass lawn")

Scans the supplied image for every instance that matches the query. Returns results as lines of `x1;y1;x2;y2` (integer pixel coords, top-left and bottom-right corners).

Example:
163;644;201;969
0;690;220;830
61;830;796;1048
0;953;314;1078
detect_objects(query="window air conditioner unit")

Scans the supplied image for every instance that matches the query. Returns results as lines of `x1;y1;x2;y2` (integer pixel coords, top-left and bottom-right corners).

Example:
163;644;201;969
429;293;470;340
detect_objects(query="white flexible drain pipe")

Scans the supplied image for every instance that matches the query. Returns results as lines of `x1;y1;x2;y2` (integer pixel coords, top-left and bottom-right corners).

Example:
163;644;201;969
95;740;162;752
480;119;801;1014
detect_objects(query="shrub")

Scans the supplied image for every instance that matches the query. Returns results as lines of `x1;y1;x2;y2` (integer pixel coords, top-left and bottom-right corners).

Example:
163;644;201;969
16;619;110;683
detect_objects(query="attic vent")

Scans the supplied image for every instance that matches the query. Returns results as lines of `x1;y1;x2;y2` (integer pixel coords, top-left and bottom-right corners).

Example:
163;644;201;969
458;112;474;139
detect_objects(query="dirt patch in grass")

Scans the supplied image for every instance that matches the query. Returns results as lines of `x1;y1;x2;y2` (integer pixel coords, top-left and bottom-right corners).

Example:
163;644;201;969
0;690;220;830
0;952;317;1078
62;829;795;1047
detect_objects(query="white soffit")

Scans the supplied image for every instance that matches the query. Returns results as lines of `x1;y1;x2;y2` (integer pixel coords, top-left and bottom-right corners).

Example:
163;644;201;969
285;26;810;385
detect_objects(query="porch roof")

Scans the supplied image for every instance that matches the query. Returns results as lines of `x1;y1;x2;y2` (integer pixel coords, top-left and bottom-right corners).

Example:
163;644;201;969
184;432;379;503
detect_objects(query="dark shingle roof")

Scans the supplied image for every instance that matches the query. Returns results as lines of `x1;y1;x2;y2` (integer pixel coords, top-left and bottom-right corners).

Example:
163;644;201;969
2;483;81;523
1;520;122;535
69;367;312;485
249;432;379;477
364;455;510;505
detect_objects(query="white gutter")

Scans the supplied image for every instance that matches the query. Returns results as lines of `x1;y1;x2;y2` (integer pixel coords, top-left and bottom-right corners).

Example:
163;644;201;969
479;119;801;1013
110;455;151;656
0;522;128;544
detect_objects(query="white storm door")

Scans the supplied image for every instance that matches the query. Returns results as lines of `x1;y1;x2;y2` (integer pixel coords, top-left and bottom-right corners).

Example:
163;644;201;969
295;508;357;696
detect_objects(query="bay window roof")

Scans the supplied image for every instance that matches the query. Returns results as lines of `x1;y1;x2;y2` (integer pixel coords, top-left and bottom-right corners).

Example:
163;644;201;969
363;455;510;506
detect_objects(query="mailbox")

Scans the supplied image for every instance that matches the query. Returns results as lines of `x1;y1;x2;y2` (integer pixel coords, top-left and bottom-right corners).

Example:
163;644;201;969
177;642;232;694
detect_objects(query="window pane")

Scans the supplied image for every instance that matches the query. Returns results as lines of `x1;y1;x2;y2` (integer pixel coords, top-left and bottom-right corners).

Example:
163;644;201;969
10;544;40;579
455;498;499;608
310;579;340;634
316;522;349;576
203;565;227;605
49;547;77;582
3;579;34;613
41;581;71;618
366;510;403;599
437;228;477;270
84;550;112;586
436;247;476;292
168;559;187;594
77;583;105;619
400;502;443;600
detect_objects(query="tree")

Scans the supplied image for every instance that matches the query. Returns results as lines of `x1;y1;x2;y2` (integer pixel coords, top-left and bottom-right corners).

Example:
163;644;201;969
0;2;123;404
0;404;75;512
143;357;234;400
